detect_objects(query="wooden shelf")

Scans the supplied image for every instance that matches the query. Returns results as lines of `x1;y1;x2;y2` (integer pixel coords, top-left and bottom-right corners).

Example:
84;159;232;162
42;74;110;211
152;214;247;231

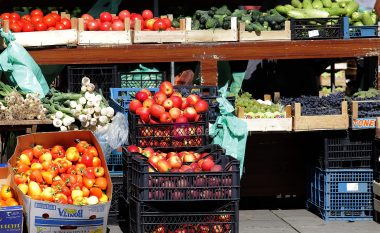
27;38;380;86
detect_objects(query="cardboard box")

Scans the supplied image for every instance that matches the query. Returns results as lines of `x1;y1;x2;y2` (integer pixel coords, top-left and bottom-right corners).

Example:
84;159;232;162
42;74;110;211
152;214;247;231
8;131;113;233
0;165;23;233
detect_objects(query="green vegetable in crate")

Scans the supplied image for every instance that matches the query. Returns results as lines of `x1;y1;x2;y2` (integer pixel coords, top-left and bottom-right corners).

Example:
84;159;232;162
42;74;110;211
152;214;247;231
231;9;247;19
303;0;314;9
351;12;362;21
324;7;347;16
362;11;375;25
192;19;201;30
171;19;180;28
344;1;359;17
322;0;332;8
291;0;303;9
215;5;232;16
195;10;208;19
353;21;364;26
205;18;218;29
312;0;324;9
288;8;330;18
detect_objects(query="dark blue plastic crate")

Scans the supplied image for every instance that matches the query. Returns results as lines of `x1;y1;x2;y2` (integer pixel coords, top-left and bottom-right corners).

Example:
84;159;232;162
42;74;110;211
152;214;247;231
308;168;373;221
106;148;123;175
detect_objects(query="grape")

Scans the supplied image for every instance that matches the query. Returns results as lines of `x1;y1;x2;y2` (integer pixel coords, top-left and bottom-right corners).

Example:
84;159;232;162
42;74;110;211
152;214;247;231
236;92;285;118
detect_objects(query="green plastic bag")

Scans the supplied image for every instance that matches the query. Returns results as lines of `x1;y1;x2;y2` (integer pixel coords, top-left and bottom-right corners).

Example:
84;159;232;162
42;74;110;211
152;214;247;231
209;84;248;178
0;29;49;98
230;72;245;95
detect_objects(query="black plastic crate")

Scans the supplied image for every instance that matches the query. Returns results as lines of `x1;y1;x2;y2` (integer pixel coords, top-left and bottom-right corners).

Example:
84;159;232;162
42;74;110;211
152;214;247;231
108;175;123;224
128;144;240;202
174;85;236;123
291;18;345;40
349;26;378;38
118;196;130;232
119;71;166;88
128;111;209;149
374;138;380;181
319;136;373;169
129;197;239;233
67;65;118;99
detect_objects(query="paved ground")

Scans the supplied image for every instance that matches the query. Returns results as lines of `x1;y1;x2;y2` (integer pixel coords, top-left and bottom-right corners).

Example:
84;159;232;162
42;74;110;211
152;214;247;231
108;209;380;233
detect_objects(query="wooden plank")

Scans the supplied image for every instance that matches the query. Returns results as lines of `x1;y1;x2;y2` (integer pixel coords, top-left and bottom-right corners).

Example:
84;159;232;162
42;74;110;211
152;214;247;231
242;118;292;132
351;100;380;129
293;101;349;131
239;21;291;41
200;59;218;86
0;120;52;126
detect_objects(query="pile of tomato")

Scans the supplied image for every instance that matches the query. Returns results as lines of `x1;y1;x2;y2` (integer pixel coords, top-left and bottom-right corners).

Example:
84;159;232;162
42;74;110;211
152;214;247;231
0;10;72;32
13;140;108;206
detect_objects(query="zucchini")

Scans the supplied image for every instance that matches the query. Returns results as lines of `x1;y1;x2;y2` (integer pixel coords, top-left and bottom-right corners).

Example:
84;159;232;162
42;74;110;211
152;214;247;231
288;8;330;19
291;0;303;9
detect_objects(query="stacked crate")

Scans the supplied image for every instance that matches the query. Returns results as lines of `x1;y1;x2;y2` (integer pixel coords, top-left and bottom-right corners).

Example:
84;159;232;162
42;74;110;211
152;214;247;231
308;134;374;221
116;85;240;232
373;131;380;223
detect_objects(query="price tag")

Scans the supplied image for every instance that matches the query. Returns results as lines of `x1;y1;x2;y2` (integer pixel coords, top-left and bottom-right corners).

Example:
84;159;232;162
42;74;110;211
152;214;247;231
347;183;359;192
308;30;319;38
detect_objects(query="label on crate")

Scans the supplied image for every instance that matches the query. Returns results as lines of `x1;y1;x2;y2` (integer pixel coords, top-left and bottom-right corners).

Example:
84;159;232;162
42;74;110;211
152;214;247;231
352;118;376;129
308;30;319;38
346;183;359;192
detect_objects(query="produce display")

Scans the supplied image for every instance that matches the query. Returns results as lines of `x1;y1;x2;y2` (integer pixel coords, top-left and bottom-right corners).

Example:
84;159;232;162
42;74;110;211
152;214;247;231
0;9;72;32
275;0;377;26
236;92;286;118
352;88;380;117
130;81;209;124
13;140;108;205
44;77;115;131
0;82;47;121
280;92;345;115
0;185;19;206
80;9;175;31
320;87;345;96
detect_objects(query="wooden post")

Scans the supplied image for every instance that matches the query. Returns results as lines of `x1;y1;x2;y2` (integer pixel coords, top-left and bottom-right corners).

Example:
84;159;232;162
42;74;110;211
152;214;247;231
341;101;348;115
274;92;281;103
264;94;271;101
285;105;292;118
200;59;218;86
294;103;301;117
352;101;358;119
125;18;130;31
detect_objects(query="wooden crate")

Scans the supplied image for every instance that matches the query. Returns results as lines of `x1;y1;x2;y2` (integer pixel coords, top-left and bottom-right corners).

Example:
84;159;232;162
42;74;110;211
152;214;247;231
320;70;346;87
374;181;380;223
184;17;238;43
132;16;186;43
293;101;349;131
78;18;132;46
351;100;380;129
239;21;291;41
1;13;78;48
236;94;293;132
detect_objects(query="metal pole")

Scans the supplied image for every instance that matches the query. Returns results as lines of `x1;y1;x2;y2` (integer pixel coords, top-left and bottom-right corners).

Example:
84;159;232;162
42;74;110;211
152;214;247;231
154;0;159;17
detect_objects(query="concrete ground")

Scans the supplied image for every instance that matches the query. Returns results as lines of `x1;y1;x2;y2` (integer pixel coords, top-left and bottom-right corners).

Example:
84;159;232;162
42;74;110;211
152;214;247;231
108;209;380;233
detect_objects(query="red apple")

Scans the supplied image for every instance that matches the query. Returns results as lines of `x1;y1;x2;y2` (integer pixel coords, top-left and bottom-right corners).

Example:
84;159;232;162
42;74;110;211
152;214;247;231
211;164;222;172
148;155;160;168
159;81;174;96
166;152;178;159
167;156;182;169
186;94;200;106
135;91;149;102
141;88;152;97
169;107;181;120
198;158;205;168
143;147;155;158
170;96;182;108
193;153;201;161
190;162;198;170
150;104;166;119
136;107;150;123
179;165;191;172
181;98;189;109
175;116;188;123
154;92;167;105
171;92;182;98
201;158;215;171
129;100;143;113
157;160;171;172
127;145;140;153
182;153;196;163
178;152;187;159
183;107;197;122
159;112;172;123
143;98;155;108
194;99;209;113
163;99;174;111
171;168;180;173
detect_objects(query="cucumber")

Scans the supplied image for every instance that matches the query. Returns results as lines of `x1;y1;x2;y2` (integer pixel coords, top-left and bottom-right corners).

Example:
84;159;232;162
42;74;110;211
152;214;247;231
288;8;329;19
303;0;313;9
321;0;332;8
344;1;359;17
291;0;303;8
312;0;324;9
326;7;347;16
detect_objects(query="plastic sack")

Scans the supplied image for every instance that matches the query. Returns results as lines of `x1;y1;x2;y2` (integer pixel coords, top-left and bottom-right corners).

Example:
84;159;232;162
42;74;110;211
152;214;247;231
94;112;129;159
209;84;248;178
0;29;49;98
230;72;245;95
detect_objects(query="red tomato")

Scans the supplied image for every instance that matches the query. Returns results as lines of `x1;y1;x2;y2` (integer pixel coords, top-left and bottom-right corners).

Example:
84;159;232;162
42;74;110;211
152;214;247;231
22;22;34;32
162;18;172;28
145;18;156;30
31;16;43;25
99;21;111;31
153;19;167;31
55;22;65;30
111;19;124;31
31;9;43;18
112;16;120;21
10;13;20;21
47;27;56;31
21;15;31;21
43;15;56;27
99;12;112;22
49;13;61;23
1;13;11;20
34;22;47;31
17;20;25;29
81;13;94;21
142;10;154;20
60;18;71;29
130;13;143;29
87;20;99;31
118;10;130;22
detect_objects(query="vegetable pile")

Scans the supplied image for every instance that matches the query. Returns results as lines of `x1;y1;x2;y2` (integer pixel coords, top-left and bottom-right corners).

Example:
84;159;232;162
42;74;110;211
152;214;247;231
276;0;377;26
236;92;286;118
43;77;115;131
13;140;109;205
0;185;19;207
351;89;380;118
0;82;47;121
